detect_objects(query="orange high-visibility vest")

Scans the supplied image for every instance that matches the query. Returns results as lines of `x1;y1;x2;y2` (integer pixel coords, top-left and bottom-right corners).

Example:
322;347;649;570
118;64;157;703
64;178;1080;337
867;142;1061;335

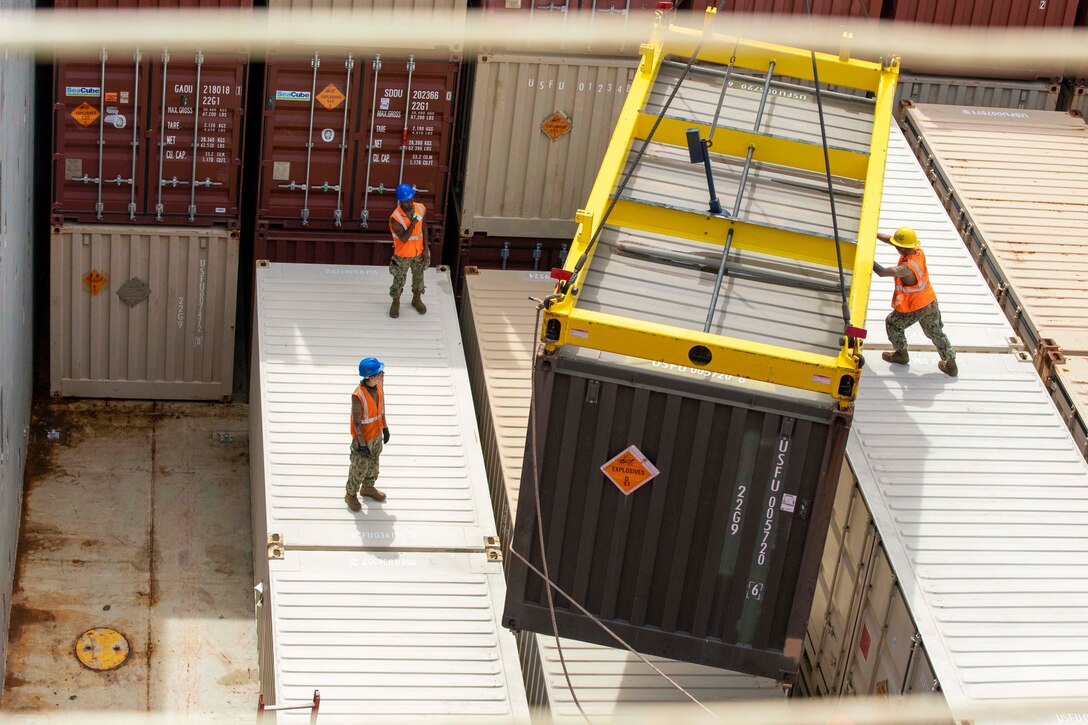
892;249;937;313
350;383;385;443
390;202;426;258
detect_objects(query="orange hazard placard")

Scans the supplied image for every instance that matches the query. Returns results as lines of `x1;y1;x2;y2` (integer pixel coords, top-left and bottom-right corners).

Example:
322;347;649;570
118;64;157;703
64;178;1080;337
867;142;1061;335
540;111;572;141
316;83;346;111
71;102;100;127
600;445;660;496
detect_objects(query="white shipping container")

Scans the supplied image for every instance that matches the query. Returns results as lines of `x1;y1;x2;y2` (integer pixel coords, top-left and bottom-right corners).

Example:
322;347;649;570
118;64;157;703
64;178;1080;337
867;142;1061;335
458;54;637;239
250;262;496;552
257;548;530;723
847;352;1088;719
866;122;1010;353
49;224;238;401
460;268;785;718
901;105;1088;355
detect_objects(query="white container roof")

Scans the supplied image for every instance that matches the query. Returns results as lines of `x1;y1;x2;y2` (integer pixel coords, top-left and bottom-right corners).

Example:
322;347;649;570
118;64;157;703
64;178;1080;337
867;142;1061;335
253;263;496;551
865;123;1011;352
266;549;530;723
849;352;1088;718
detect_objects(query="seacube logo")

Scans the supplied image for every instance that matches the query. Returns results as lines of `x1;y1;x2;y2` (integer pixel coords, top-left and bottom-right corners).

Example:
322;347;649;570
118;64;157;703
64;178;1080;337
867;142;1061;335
66;86;101;97
275;90;312;102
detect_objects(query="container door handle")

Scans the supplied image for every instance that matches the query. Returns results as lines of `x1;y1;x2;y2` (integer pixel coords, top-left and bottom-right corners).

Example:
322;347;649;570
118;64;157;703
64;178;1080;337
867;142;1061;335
360;55;381;228
300;52;320;226
398;56;415;188
156;49;170;221
188;49;205;222
96;48;108;220
128;48;142;220
333;54;354;227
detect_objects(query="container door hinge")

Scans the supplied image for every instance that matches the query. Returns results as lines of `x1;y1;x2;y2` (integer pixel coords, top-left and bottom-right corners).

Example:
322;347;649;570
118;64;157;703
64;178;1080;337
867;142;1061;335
484;536;502;562
268;533;285;560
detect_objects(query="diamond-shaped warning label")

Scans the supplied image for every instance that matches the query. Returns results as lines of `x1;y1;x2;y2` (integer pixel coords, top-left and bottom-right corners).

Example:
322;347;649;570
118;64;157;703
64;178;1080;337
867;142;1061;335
540;111;572;141
71;102;100;127
82;269;108;295
316;83;346;111
601;445;660;496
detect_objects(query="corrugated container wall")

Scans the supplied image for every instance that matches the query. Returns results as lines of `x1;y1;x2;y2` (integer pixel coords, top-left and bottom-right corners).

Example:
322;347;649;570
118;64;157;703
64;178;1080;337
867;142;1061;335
477;0;880;18
454;236;569;290
50;225;239;401
1060;77;1087;115
256;52;460;235
267;0;467;32
52;50;248;227
883;0;1079;26
504;348;852;681
458;55;636;240
894;75;1060;116
254;226;443;266
460;269;787;716
901;105;1088;356
0;0;36;691
1042;353;1088;459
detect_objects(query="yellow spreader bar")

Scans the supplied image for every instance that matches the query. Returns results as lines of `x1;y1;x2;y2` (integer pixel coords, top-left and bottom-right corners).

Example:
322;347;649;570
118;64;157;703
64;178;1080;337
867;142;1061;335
541;9;898;404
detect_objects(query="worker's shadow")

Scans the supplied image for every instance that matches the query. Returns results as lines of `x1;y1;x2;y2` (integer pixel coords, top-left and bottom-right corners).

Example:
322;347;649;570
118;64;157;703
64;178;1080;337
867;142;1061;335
352;501;400;549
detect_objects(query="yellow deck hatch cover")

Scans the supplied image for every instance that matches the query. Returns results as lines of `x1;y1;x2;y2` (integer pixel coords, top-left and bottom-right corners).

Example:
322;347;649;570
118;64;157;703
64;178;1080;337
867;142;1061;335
75;627;130;671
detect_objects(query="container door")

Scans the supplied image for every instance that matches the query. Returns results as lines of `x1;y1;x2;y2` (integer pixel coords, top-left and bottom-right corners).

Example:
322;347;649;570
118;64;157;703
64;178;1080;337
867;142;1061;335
257;52;361;229
147;50;246;227
53;50;149;224
354;56;458;232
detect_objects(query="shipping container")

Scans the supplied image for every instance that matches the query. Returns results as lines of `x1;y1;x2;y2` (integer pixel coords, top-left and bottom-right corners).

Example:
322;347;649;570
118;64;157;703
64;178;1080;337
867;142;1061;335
865;120;1011;352
802;471;941;700
1040;350;1088;459
250;262;496;552
457;54;636;239
255;225;444;267
256;53;459;232
846;352;1088;718
460;268;787;716
55;0;251;6
454;236;569;290
255;549;530;722
901;104;1088;355
502;20;898;679
266;0;467;42
50;224;239;401
1060;76;1088;115
0;6;36;687
477;0;880;18
894;73;1061;116
52;50;248;227
882;0;1080;26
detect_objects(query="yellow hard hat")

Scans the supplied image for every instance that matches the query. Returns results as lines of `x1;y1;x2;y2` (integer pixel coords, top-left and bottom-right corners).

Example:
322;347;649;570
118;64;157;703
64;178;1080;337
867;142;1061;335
892;226;920;249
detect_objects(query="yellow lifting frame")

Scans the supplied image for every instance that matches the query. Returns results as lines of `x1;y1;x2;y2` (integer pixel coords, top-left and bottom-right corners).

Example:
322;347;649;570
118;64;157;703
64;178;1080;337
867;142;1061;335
541;10;899;402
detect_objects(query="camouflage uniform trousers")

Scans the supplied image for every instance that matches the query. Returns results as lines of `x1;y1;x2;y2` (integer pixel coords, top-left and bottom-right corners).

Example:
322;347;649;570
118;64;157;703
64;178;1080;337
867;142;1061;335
885;300;956;361
389;253;426;298
346;437;383;496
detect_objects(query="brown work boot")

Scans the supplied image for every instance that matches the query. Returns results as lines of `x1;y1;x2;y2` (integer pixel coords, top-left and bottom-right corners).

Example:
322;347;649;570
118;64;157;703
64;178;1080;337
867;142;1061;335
389;297;400;318
411;293;427;315
359;486;387;502
344;493;361;512
938;359;958;377
882;350;909;365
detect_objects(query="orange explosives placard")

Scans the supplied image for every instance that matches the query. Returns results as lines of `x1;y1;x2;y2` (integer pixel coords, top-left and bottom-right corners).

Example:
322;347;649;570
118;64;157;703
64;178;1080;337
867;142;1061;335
540;111;573;141
71;102;100;127
601;445;660;496
316;83;346;111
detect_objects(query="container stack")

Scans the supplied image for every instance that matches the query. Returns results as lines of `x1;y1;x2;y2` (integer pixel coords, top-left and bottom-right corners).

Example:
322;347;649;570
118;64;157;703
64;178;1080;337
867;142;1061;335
49;0;248;401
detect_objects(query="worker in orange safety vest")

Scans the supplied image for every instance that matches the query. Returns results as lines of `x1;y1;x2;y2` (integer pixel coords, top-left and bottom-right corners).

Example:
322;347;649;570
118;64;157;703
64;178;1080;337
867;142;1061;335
873;227;958;377
388;183;429;318
345;357;390;511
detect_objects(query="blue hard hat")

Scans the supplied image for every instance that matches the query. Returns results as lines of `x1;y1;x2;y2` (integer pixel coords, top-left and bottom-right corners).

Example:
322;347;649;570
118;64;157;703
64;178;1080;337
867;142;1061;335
395;184;415;201
358;357;385;378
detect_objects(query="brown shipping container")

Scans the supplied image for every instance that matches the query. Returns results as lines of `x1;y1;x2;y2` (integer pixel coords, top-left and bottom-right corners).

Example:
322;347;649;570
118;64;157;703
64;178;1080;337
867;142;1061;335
478;0;879;17
885;0;1079;26
503;348;851;681
257;53;459;232
454;235;568;290
50;224;238;401
52;51;247;227
255;225;443;266
55;0;250;6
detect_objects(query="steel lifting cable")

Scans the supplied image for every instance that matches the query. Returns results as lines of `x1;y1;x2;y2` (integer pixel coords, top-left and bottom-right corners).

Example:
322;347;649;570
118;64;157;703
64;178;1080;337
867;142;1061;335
546;0;734;308
803;0;852;326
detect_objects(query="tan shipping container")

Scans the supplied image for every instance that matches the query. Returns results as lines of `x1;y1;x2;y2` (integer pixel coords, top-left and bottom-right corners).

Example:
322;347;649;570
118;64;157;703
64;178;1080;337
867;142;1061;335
1044;353;1088;459
51;224;239;401
900;105;1088;356
458;54;636;239
265;0;467;44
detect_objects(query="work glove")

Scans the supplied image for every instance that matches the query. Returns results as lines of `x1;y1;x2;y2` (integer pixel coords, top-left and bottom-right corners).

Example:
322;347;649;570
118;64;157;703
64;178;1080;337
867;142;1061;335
382;428;390;444
410;213;422;223
356;441;370;458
